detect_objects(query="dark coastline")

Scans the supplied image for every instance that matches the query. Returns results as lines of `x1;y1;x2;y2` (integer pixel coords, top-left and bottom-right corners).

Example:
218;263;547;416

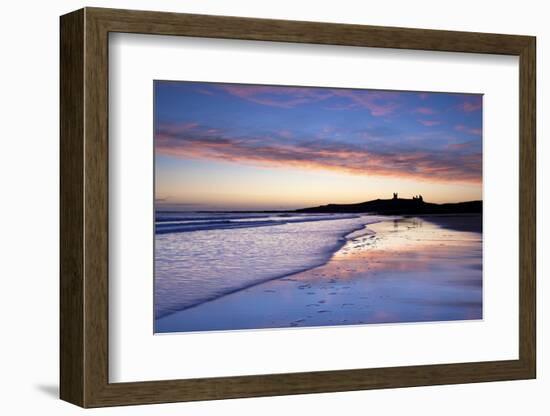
156;198;482;218
295;197;482;216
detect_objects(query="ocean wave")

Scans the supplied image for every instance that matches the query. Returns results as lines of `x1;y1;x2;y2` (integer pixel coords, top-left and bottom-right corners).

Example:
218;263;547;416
155;214;361;234
156;213;271;223
154;214;388;319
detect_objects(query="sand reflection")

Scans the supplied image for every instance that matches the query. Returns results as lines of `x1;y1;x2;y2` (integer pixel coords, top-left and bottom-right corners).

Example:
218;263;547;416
156;216;482;332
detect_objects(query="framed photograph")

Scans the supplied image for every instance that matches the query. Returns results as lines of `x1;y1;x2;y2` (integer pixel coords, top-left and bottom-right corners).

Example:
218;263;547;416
60;7;536;408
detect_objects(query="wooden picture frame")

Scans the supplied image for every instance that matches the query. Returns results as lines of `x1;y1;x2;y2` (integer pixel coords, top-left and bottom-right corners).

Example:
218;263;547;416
60;7;536;408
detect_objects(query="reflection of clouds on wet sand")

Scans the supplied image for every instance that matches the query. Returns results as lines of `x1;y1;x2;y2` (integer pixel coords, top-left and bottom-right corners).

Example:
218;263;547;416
334;218;481;277
155;216;482;333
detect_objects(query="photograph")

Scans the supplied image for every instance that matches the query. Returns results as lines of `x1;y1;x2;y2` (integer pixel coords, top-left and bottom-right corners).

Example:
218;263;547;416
153;81;483;333
51;4;537;410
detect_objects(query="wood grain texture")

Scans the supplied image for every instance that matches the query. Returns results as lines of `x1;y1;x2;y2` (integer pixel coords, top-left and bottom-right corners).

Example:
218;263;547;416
83;10;110;406
59;8;84;407
88;7;532;54
518;38;536;375
59;7;537;408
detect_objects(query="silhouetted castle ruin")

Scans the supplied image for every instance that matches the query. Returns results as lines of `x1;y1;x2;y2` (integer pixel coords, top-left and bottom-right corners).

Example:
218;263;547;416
392;192;422;202
297;192;481;215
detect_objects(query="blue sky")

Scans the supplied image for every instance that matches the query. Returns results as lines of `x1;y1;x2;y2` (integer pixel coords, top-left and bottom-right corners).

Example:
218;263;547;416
155;81;482;210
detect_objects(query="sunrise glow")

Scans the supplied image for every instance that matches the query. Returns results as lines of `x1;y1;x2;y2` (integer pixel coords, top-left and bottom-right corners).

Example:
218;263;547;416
154;81;482;210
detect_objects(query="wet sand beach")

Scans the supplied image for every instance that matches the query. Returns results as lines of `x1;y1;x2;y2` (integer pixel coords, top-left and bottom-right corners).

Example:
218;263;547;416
156;215;482;333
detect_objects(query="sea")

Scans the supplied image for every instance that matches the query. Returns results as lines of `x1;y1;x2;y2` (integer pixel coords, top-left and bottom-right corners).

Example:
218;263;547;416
154;211;386;319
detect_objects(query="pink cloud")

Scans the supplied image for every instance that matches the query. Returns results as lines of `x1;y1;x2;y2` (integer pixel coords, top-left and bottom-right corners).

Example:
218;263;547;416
455;124;482;136
457;98;482;112
278;129;293;139
156;122;199;135
155;123;481;184
196;88;215;96
330;90;400;116
218;85;400;116
418;119;442;127
219;85;332;108
414;107;437;115
448;140;478;150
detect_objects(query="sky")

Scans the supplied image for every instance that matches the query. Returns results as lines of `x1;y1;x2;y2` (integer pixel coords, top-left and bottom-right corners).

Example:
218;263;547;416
154;81;482;211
